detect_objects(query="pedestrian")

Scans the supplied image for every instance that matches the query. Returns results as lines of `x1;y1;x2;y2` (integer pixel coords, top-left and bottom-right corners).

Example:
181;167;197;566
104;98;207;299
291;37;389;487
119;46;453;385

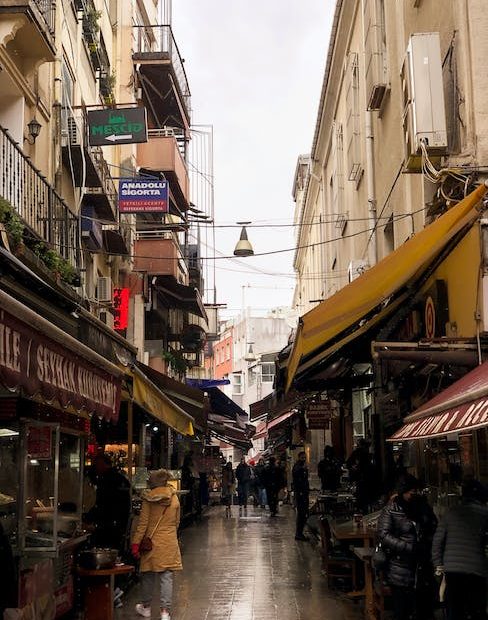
131;469;182;620
235;456;252;515
84;453;131;552
346;439;378;513
221;461;235;518
432;479;488;620
376;474;437;620
317;445;341;492
254;457;267;508
263;456;283;516
292;451;310;541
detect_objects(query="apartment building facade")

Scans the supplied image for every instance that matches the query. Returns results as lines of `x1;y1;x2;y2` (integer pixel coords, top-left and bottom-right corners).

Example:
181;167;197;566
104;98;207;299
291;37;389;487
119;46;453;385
289;0;488;494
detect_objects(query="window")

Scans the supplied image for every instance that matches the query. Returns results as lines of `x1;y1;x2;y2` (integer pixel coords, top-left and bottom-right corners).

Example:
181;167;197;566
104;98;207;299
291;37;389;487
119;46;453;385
232;373;243;395
346;52;362;185
384;213;394;254
226;342;231;360
261;362;275;383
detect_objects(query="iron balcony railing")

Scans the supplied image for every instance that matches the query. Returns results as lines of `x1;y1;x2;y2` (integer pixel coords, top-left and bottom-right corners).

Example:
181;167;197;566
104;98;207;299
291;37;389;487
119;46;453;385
0;125;80;270
133;24;191;118
36;0;55;33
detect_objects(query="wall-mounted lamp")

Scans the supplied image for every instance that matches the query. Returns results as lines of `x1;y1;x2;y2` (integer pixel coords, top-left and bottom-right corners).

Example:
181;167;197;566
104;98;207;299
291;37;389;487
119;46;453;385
234;221;254;257
26;117;42;144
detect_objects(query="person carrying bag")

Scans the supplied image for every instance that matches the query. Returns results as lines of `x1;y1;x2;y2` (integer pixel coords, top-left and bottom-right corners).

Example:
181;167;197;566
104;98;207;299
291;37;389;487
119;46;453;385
131;470;182;620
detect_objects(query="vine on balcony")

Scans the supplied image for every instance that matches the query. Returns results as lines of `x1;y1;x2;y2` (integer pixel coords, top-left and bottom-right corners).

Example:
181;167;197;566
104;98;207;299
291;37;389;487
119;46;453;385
161;349;189;375
0;197;25;249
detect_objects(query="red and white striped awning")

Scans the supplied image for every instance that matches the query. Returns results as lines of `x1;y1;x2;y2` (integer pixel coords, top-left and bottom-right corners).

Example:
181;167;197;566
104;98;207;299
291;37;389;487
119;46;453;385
389;361;488;441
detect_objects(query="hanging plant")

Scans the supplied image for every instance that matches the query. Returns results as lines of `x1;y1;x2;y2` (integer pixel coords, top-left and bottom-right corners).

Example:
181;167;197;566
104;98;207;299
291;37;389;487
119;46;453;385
161;349;188;375
0;197;25;249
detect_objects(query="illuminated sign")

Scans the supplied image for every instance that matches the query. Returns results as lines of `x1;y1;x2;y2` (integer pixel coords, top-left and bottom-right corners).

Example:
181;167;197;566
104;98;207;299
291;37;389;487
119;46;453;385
113;288;130;331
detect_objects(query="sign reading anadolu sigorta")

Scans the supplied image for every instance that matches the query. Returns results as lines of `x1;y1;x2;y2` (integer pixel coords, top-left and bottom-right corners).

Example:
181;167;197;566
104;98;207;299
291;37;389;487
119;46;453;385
118;178;168;213
0;309;121;421
87;107;148;146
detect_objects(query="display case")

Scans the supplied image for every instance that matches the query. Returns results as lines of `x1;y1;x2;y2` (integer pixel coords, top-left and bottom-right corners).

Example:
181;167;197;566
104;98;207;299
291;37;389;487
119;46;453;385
21;422;85;554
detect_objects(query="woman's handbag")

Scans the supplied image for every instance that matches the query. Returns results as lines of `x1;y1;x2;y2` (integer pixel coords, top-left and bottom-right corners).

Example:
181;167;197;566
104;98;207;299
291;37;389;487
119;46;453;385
371;541;388;571
139;506;168;554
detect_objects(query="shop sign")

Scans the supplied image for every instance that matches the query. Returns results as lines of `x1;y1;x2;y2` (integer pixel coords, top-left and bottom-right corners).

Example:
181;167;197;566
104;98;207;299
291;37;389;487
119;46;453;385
118;178;168;213
0;308;121;421
87;107;148;146
307;418;330;430
113;287;130;331
27;426;52;459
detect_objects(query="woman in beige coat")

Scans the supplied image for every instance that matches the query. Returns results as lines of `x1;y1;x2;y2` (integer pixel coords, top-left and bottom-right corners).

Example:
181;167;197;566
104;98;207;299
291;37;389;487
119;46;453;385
131;469;182;620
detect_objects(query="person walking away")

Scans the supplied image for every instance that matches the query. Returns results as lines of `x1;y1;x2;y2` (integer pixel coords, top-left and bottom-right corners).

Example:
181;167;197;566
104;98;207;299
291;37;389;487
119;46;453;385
317;446;341;492
263;457;282;516
235;456;252;515
131;469;182;620
376;474;437;620
292;451;310;541
221;461;235;518
432;479;488;620
254;457;267;508
84;453;131;552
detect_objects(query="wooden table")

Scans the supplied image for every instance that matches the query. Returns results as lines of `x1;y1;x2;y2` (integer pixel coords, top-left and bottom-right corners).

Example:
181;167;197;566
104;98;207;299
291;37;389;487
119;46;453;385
354;546;375;620
330;520;376;546
77;564;134;620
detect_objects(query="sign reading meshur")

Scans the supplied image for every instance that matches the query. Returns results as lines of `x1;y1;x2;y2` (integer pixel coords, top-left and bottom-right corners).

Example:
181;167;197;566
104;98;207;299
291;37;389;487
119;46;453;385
118;178;169;213
87;107;148;146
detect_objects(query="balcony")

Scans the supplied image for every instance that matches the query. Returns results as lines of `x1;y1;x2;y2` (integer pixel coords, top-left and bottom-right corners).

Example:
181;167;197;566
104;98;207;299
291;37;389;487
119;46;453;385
132;24;191;129
0;124;80;270
62;111;117;221
0;0;56;62
137;131;189;212
133;233;188;281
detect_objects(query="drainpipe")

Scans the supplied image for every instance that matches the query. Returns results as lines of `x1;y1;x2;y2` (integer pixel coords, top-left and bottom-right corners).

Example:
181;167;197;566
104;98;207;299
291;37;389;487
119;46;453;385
365;109;378;266
361;0;378;267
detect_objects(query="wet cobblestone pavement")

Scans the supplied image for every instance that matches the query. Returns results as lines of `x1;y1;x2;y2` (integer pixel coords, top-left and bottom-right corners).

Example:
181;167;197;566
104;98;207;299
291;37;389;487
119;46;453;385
116;504;362;620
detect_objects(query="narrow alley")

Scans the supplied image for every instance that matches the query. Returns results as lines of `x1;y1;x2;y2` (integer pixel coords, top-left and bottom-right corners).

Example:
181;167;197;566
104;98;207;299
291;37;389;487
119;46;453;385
116;506;361;620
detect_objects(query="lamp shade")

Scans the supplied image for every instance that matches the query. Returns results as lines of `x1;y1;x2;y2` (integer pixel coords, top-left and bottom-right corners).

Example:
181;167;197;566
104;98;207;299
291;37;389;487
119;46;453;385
234;226;254;257
27;117;41;141
244;343;257;362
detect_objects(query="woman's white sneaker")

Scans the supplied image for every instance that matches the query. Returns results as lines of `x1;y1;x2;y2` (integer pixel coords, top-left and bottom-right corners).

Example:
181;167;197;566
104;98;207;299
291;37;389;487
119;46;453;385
161;610;171;620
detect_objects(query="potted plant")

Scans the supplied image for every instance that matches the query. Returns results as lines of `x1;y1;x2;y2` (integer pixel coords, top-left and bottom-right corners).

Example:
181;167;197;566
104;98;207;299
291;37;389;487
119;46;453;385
0;197;24;249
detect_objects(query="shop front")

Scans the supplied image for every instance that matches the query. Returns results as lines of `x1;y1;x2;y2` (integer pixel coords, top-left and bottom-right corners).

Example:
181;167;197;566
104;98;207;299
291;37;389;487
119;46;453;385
0;288;122;618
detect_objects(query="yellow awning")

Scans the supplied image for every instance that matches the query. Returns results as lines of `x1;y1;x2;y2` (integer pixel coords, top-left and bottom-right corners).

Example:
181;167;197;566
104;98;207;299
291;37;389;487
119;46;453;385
286;183;488;391
131;367;194;436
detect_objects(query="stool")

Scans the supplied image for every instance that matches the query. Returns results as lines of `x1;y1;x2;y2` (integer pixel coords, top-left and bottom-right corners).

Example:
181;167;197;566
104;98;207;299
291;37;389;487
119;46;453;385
77;565;134;620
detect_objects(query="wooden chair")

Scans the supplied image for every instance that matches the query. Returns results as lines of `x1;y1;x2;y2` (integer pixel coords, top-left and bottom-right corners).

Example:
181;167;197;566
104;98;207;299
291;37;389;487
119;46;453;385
372;570;392;620
319;517;358;590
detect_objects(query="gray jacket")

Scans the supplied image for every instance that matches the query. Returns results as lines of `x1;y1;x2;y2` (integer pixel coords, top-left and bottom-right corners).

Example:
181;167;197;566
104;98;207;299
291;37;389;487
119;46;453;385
432;500;488;577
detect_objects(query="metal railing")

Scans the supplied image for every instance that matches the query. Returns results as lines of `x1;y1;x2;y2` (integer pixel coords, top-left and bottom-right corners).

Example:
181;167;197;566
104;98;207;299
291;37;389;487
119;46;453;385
0;125;80;269
132;24;191;117
34;0;55;34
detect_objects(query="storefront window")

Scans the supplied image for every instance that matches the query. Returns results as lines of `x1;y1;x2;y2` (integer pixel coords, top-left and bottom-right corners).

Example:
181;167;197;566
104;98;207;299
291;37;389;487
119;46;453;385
23;423;58;550
0;423;20;545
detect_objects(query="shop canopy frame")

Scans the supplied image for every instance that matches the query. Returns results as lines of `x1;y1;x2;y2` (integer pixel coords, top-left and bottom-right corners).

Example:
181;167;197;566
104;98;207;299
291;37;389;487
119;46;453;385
389;360;488;441
285;183;488;392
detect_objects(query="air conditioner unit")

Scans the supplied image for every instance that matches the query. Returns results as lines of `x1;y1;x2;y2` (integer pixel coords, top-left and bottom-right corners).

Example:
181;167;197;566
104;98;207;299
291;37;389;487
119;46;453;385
61;114;84;147
96;276;113;302
348;259;368;282
402;32;448;170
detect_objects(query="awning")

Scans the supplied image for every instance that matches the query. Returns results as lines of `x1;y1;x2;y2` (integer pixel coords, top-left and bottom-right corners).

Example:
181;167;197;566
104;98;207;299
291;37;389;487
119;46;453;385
389;361;488;441
154;276;207;320
131;366;194;436
0;288;122;421
207;420;252;450
206;387;247;428
186;378;230;388
135;362;207;430
267;410;297;431
286;183;488;391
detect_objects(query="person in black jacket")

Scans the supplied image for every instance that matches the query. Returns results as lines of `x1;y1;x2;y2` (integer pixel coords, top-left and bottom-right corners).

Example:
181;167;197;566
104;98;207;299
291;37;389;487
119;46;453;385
235;456;252;516
84;454;131;551
432;479;488;620
263;457;283;516
292;451;310;541
317;445;341;492
377;474;437;620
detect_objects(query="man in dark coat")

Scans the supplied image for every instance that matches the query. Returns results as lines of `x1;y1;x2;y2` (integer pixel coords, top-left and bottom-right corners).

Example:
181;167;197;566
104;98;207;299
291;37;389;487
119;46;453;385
377;474;437;620
432;479;488;620
317;445;341;492
85;454;131;551
235;456;252;515
263;457;283;516
292;451;310;541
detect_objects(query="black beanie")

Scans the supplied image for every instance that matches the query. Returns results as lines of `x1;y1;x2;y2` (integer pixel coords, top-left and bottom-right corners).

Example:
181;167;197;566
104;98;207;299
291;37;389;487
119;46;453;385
395;474;420;495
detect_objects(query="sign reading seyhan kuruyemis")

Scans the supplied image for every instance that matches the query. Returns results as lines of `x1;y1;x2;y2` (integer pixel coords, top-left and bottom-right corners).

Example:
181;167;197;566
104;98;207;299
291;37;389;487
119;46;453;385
88;107;148;146
118;178;169;213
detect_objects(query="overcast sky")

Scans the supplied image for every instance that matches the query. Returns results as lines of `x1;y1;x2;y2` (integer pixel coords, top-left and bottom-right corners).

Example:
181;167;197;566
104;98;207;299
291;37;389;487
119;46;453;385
172;2;334;318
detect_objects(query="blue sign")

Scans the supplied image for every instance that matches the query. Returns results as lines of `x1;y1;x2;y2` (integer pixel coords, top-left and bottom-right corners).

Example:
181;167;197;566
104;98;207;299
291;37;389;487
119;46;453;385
118;178;169;213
